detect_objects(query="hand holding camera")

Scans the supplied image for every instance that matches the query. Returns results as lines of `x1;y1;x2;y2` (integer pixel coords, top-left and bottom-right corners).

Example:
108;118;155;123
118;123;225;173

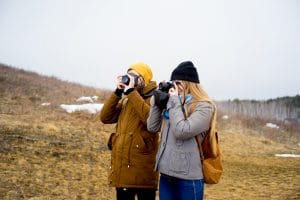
168;82;179;96
116;73;140;94
116;74;134;93
153;81;176;109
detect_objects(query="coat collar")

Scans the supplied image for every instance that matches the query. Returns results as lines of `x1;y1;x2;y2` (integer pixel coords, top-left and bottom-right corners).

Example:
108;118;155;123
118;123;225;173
141;81;157;96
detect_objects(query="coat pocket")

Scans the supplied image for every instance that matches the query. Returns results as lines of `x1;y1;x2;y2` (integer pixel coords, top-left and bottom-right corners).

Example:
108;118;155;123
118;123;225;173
133;133;151;154
168;150;190;175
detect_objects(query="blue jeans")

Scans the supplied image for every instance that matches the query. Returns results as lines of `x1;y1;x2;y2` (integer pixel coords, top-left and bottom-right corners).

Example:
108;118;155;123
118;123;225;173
159;174;204;200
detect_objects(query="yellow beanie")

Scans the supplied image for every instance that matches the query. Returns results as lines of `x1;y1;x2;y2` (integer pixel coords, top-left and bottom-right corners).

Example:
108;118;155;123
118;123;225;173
128;62;153;85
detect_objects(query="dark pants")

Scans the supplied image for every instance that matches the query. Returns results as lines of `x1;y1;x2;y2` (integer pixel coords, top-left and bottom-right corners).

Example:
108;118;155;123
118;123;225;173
116;187;157;200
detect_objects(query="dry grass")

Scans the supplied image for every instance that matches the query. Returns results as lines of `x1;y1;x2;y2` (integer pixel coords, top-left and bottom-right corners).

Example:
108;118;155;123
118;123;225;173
0;64;299;199
205;125;300;200
0;112;115;200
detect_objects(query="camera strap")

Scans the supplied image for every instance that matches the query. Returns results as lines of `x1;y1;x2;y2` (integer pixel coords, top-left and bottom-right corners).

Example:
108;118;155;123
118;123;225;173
179;94;193;119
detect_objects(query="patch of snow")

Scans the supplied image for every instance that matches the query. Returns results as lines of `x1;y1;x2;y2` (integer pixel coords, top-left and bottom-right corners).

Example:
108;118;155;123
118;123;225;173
76;96;94;103
41;102;51;106
222;115;229;120
266;123;279;129
92;96;98;101
298;143;300;147
274;154;300;158
60;103;103;114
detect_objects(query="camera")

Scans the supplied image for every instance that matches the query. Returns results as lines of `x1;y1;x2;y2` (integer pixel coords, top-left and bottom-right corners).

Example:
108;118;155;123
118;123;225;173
158;81;174;93
121;75;130;85
153;81;174;109
121;73;139;86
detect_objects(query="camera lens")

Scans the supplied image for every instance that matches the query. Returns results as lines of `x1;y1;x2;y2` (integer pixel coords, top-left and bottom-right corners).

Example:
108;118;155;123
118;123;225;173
121;75;130;85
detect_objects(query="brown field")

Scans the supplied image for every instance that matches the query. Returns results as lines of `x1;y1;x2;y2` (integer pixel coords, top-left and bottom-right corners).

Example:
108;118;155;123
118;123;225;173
1;64;299;199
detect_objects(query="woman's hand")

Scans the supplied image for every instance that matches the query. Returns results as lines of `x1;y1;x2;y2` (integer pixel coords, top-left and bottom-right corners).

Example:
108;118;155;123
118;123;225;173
169;81;179;96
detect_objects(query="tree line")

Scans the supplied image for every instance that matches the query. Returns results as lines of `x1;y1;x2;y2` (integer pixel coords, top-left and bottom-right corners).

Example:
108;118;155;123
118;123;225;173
216;95;300;121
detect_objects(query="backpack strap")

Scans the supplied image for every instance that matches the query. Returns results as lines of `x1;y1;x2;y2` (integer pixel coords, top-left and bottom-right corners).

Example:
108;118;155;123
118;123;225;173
195;133;205;161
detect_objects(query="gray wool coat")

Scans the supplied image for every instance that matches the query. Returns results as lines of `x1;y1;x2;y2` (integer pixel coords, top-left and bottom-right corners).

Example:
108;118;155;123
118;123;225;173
147;95;213;180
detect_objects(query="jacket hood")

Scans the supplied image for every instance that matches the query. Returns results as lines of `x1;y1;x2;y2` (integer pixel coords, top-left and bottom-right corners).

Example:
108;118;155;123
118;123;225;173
141;81;157;96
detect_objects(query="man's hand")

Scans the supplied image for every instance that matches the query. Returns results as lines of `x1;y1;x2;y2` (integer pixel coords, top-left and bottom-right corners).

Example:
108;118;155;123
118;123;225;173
123;73;135;92
116;75;126;90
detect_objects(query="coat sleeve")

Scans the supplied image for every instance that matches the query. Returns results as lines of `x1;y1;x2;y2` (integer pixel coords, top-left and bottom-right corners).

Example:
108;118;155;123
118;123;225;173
99;92;122;124
126;90;152;125
147;96;163;133
167;96;212;140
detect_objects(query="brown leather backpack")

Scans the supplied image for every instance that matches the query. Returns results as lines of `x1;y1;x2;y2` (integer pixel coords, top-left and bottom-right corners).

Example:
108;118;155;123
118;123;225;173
195;131;222;184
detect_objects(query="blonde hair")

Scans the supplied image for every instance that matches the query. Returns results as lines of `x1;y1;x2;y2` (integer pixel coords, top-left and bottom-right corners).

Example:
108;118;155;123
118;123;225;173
181;81;218;157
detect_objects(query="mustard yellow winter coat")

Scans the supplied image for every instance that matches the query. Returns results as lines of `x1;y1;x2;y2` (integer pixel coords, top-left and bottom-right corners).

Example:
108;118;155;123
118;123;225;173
100;81;159;189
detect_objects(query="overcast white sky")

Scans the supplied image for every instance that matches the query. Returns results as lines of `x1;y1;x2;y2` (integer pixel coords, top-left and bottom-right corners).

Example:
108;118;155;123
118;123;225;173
0;0;299;100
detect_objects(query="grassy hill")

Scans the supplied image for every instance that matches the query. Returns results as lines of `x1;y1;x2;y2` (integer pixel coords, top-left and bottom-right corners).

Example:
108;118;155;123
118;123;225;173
0;64;299;199
0;64;114;199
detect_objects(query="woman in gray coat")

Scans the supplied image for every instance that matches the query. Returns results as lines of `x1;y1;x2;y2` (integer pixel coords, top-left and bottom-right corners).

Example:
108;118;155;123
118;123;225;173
147;61;217;200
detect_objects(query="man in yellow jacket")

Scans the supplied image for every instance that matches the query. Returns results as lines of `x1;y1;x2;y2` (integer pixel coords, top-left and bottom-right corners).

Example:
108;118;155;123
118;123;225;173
100;62;159;200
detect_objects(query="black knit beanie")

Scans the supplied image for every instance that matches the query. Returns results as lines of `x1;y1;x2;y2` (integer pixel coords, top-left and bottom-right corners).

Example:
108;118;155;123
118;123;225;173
170;61;200;83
